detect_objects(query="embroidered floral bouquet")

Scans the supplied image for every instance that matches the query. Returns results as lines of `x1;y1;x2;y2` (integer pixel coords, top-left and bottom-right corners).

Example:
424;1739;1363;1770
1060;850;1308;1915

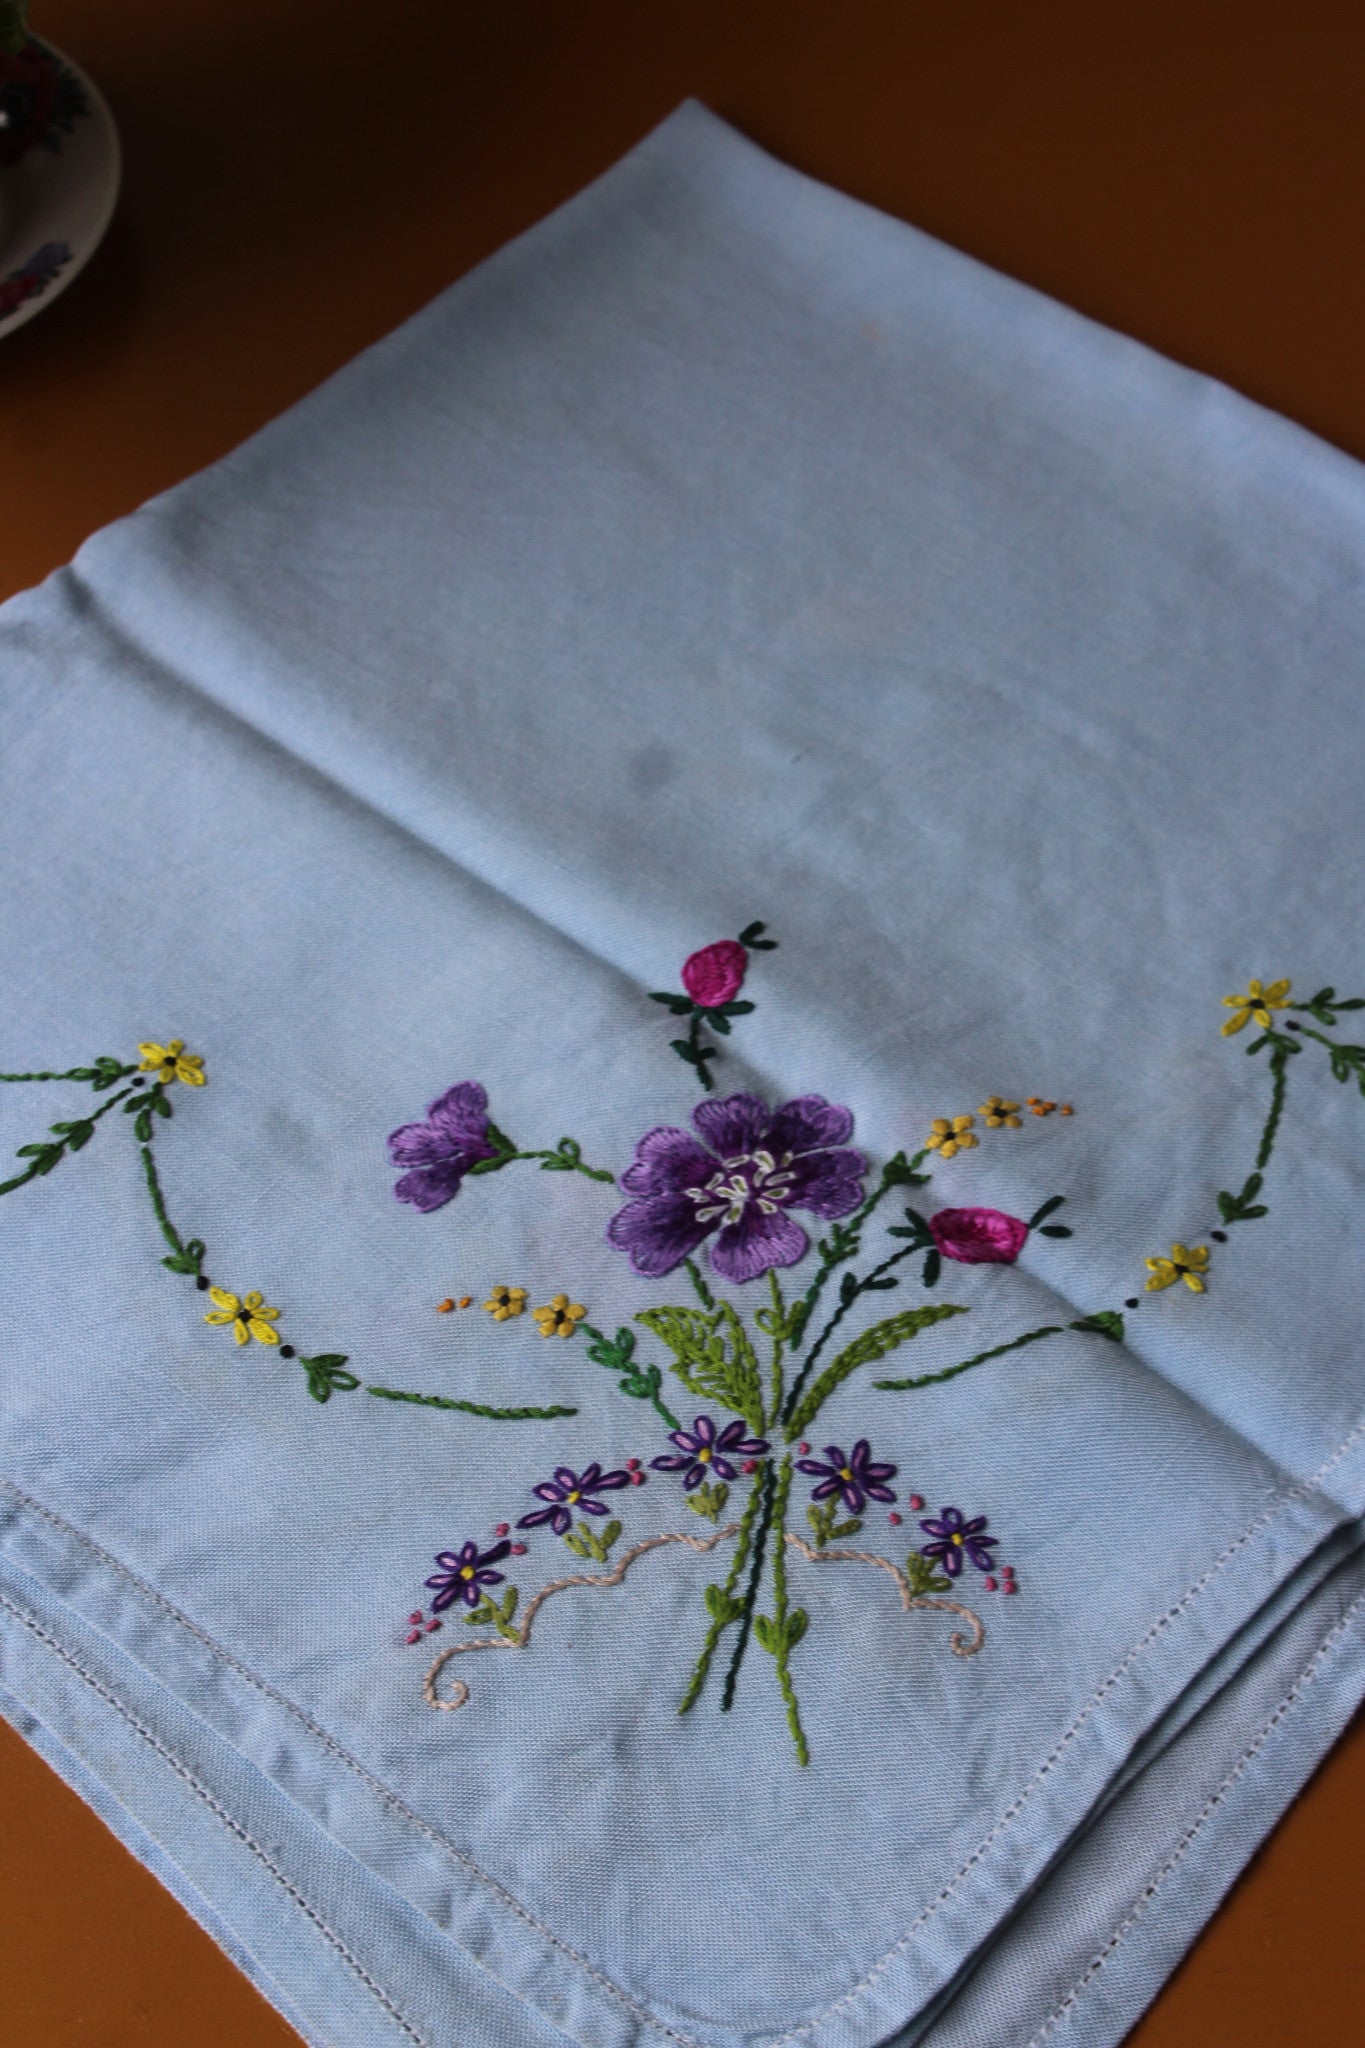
3;935;1361;1764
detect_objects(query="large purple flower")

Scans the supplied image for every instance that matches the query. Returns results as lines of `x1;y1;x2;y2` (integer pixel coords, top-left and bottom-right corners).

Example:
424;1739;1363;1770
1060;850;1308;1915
918;1507;998;1578
607;1092;865;1283
797;1440;898;1515
517;1463;630;1536
425;1539;512;1611
651;1415;770;1491
388;1081;498;1212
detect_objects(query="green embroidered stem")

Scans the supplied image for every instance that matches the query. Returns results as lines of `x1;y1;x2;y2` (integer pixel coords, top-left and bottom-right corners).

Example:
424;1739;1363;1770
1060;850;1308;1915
780;1238;924;1430
684;1258;716;1311
1256;1044;1291;1172
787;1151;928;1350
580;1323;681;1431
788;1301;968;1437
756;1455;809;1765
678;1468;764;1713
764;1267;786;1427
878;1322;1063;1389
0;1084;136;1197
467;1135;614;1184
139;1141;206;1276
0;1061;137;1085
720;1459;777;1711
365;1387;577;1420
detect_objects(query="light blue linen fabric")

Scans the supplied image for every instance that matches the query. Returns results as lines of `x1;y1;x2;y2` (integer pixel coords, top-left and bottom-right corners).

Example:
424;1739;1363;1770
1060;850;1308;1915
2;101;1363;2048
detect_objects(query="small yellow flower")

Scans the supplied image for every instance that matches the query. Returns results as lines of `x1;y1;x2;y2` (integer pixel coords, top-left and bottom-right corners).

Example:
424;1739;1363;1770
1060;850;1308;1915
1220;979;1291;1037
533;1292;586;1338
926;1115;977;1160
138;1039;207;1086
978;1096;1022;1129
1144;1244;1211;1294
204;1287;281;1344
483;1285;528;1322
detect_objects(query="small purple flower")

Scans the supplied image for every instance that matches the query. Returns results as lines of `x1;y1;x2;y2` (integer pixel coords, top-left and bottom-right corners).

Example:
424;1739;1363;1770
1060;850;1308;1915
797;1439;898;1514
918;1506;998;1578
517;1462;630;1535
425;1539;512;1611
388;1080;498;1212
607;1092;866;1284
651;1415;770;1491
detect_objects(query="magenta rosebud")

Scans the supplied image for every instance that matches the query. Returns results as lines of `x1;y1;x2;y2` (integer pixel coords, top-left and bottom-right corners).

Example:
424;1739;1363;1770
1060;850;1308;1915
928;1206;1029;1264
680;939;748;1009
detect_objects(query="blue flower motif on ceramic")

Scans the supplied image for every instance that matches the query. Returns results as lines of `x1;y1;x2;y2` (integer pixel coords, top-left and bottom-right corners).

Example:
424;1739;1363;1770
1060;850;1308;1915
387;1081;498;1211
918;1507;998;1578
797;1439;898;1515
607;1092;866;1282
425;1539;512;1611
516;1462;631;1535
651;1414;769;1490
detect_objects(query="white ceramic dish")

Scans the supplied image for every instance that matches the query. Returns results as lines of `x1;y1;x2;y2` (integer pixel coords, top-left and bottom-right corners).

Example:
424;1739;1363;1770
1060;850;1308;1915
0;39;120;338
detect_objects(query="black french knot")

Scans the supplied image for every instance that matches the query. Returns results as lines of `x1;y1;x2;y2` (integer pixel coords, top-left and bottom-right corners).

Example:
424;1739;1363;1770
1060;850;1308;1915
196;1275;210;1290
1124;1298;1139;1309
1287;1021;1301;1031
1211;1230;1228;1242
132;1076;145;1087
280;1345;296;1358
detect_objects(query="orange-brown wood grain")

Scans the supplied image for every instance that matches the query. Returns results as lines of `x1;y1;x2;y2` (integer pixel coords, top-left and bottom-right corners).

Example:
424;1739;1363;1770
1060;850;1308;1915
2;4;1364;2041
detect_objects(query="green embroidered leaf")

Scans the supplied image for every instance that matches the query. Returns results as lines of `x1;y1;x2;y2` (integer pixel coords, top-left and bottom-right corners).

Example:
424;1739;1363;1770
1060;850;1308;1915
785;1303;968;1438
906;1554;952;1597
650;991;696;1014
755;1609;808;1656
686;1480;730;1524
299;1354;361;1402
1070;1310;1125;1342
703;1583;744;1626
563;1529;590;1558
636;1301;765;1435
1027;1195;1066;1229
806;1499;863;1548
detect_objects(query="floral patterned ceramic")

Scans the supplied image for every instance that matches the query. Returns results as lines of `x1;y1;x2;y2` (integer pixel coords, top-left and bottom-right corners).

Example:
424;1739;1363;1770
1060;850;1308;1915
0;39;118;337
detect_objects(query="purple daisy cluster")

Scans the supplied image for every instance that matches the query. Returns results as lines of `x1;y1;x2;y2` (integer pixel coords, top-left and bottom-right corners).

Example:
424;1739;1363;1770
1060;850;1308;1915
918;1507;998;1578
651;1415;769;1490
797;1440;897;1515
516;1462;631;1535
607;1092;865;1283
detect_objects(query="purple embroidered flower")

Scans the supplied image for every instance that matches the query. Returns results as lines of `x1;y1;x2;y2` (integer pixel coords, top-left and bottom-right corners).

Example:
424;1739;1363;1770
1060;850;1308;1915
797;1440;898;1515
928;1207;1029;1264
425;1539;512;1611
517;1462;630;1535
918;1507;998;1578
606;1093;865;1283
387;1080;498;1212
681;940;749;1009
651;1414;770;1491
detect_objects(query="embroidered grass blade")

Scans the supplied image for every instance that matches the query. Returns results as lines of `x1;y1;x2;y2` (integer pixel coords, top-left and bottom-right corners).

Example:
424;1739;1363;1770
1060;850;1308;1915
785;1302;967;1438
636;1301;766;1437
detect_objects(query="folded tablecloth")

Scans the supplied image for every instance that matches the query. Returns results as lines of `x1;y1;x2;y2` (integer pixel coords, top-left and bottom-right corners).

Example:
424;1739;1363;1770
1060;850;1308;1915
2;102;1363;2048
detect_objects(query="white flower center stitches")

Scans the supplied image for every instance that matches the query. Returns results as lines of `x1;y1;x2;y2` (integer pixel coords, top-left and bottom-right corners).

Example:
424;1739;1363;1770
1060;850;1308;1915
688;1149;798;1227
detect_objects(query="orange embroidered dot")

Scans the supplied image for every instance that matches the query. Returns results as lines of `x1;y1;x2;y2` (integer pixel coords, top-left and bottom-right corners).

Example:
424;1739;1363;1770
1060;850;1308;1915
458;1295;473;1309
436;1298;455;1313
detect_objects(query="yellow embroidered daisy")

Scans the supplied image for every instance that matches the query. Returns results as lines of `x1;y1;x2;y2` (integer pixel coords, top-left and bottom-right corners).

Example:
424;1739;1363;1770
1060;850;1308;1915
533;1293;586;1338
1220;979;1291;1036
483;1285;528;1322
1144;1244;1211;1294
978;1096;1022;1129
138;1038;207;1086
925;1115;977;1160
204;1287;281;1344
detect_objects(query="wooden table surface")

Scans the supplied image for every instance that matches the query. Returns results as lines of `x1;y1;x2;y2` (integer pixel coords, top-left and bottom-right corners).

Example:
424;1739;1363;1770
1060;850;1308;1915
2;3;1363;2042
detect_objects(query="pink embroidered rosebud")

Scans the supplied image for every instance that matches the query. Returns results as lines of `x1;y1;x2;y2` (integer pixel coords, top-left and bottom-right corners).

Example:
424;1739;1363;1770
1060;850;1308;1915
680;940;749;1010
928;1206;1029;1264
